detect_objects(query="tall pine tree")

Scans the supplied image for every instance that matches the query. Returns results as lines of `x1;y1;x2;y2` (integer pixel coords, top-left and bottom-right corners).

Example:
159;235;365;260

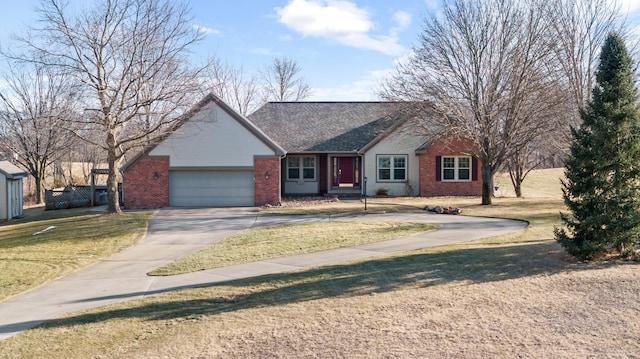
555;33;640;259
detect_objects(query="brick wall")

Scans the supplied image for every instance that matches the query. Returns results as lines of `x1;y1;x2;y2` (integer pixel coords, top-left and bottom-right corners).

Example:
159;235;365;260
254;156;281;206
123;156;169;208
419;137;483;197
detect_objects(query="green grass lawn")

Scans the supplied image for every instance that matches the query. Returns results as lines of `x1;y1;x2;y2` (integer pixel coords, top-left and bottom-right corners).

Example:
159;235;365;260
0;207;153;301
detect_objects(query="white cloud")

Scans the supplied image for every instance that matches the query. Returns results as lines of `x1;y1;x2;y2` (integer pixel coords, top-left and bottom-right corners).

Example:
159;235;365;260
392;11;411;29
390;10;411;37
276;0;372;36
275;0;405;56
193;24;220;35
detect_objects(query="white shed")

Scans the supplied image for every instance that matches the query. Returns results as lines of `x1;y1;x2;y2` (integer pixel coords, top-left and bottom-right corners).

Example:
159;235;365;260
0;161;28;220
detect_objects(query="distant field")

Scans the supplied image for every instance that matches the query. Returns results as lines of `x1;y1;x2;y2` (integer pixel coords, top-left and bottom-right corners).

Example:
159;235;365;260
493;167;565;198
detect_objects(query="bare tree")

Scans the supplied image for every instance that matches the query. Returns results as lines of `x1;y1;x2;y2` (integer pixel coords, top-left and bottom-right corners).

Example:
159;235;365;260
0;61;78;203
261;56;312;102
506;135;563;197
501;0;629;197
57;134;105;186
503;78;570;197
549;0;626;114
381;0;563;204
13;0;208;213
202;57;262;116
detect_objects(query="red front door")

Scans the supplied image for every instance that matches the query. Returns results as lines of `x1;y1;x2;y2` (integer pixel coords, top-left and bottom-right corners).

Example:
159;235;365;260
332;157;360;187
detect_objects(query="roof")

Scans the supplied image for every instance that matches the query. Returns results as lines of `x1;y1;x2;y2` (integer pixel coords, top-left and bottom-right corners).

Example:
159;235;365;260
0;161;28;179
248;102;413;153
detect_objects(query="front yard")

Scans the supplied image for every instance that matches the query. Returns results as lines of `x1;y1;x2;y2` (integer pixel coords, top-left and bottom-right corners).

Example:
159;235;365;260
0;207;153;301
1;169;639;357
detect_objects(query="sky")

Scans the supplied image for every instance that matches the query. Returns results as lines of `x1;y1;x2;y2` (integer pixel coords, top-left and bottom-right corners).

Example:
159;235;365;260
1;0;640;102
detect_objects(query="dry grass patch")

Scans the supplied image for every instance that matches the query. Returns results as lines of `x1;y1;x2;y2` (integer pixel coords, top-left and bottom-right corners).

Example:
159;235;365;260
4;231;639;358
493;167;565;198
150;220;437;276
4;168;639;357
0;208;153;301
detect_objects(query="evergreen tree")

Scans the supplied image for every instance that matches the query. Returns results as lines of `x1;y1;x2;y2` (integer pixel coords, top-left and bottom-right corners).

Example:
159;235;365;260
555;33;640;259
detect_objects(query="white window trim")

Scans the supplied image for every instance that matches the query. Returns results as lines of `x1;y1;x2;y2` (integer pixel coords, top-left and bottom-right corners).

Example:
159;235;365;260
377;155;408;182
286;155;316;181
442;156;472;182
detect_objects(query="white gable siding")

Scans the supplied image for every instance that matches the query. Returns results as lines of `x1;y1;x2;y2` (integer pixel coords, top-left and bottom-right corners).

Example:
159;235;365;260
0;175;6;220
364;128;426;196
150;102;275;167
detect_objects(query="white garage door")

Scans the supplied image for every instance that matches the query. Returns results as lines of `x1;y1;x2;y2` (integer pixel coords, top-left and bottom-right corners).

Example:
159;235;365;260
170;170;254;207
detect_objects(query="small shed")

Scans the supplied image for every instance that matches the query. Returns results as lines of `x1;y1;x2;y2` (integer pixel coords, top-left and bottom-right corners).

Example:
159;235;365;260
0;161;28;220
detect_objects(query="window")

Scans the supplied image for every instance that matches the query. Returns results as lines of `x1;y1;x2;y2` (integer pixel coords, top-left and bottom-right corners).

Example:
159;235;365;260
442;156;471;181
287;156;316;180
377;155;407;181
303;157;315;179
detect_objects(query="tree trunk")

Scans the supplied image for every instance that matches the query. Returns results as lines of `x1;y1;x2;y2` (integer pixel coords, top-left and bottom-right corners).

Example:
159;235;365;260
509;165;523;198
29;166;46;204
106;129;121;214
34;174;44;204
514;182;522;198
481;163;493;205
508;156;524;198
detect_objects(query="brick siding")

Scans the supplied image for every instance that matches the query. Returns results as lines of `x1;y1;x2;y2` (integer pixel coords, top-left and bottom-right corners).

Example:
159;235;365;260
254;156;281;206
419;137;483;197
123;156;169;208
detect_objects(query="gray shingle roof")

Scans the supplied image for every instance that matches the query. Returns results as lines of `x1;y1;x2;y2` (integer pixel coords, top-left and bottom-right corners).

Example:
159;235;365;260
248;102;409;152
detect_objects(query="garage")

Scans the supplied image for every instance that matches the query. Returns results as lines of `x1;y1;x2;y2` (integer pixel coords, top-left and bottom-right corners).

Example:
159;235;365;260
123;95;284;208
169;170;254;207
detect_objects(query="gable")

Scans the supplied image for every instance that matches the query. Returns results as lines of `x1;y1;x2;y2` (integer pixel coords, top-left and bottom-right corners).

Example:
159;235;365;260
367;120;430;155
150;100;280;167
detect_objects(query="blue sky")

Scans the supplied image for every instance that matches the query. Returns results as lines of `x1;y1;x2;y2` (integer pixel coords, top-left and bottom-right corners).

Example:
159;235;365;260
1;0;640;101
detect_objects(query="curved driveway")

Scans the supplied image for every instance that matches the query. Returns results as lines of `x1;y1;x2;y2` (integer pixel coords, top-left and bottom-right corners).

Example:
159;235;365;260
0;208;527;340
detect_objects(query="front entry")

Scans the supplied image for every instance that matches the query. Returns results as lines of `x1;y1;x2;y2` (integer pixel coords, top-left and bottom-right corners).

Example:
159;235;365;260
332;156;360;188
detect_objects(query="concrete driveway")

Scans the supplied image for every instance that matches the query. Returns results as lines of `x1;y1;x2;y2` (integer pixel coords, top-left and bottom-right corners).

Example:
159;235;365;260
0;207;527;341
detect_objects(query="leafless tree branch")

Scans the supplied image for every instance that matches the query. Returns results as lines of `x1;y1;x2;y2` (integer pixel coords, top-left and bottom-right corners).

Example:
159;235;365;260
11;0;208;212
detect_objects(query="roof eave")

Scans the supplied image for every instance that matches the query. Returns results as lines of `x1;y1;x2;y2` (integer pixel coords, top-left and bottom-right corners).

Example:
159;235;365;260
0;171;28;179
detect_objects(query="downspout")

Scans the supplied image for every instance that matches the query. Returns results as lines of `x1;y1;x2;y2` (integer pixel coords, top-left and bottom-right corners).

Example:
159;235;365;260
119;169;125;208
